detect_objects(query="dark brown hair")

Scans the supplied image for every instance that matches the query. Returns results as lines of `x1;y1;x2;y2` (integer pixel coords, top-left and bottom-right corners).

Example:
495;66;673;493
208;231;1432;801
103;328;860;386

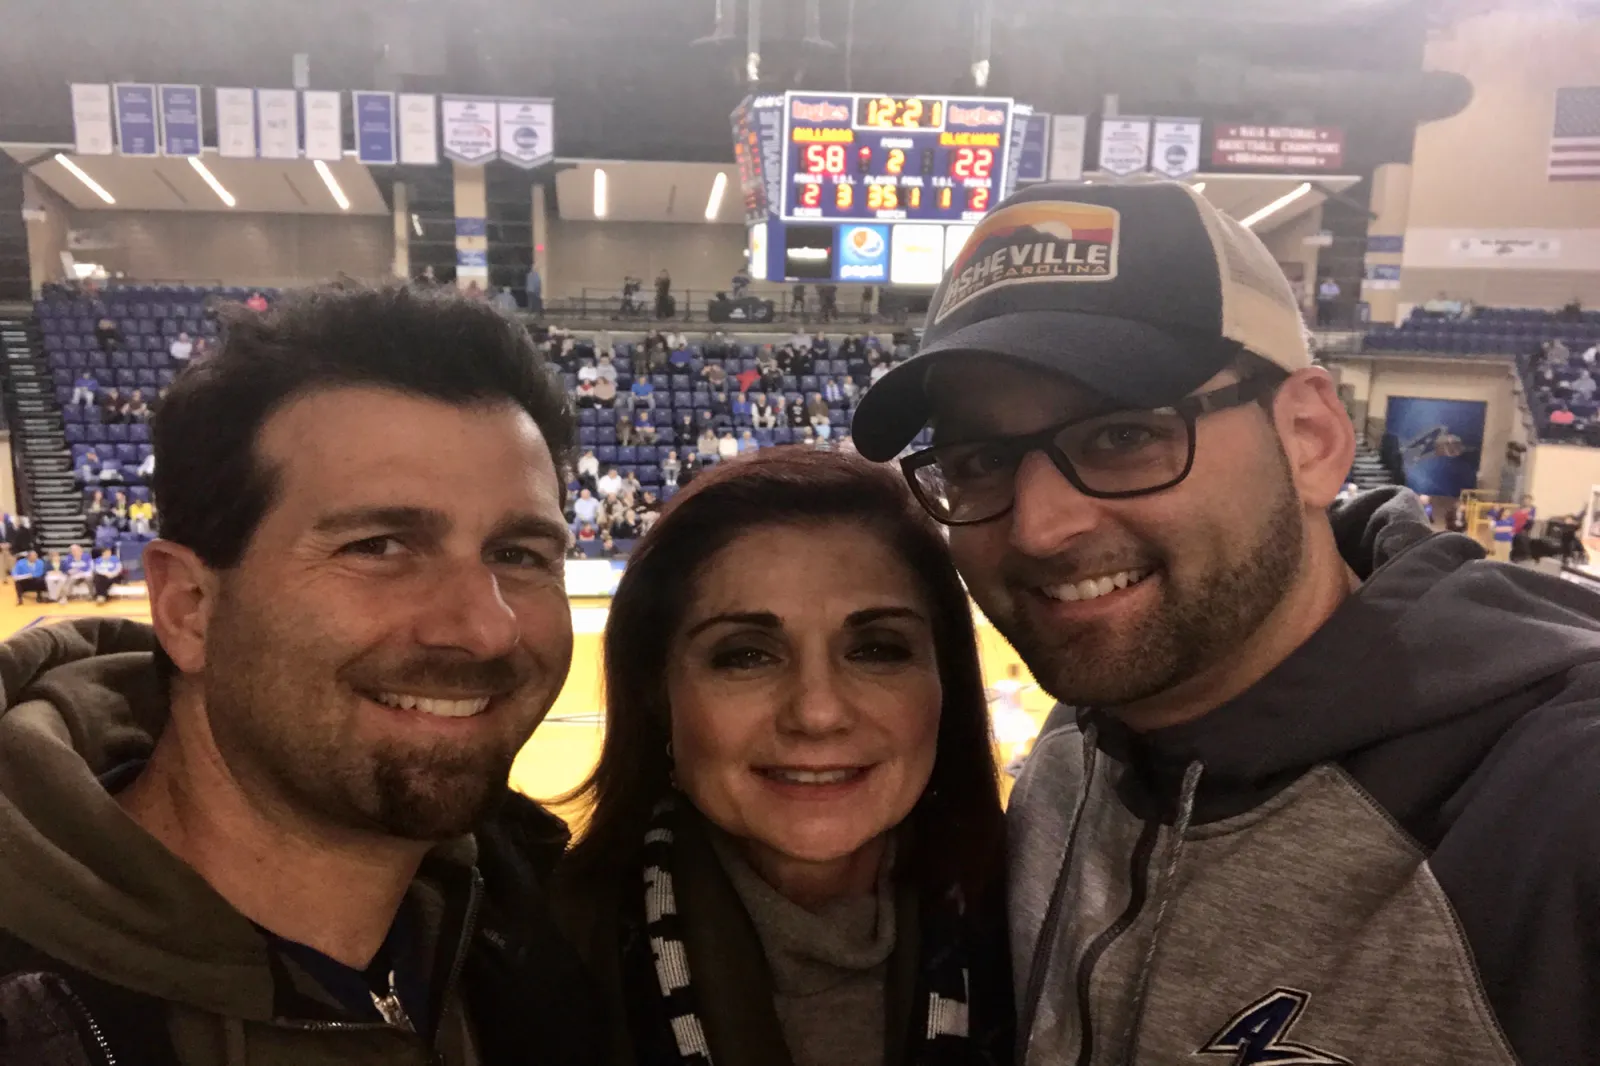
563;448;1004;898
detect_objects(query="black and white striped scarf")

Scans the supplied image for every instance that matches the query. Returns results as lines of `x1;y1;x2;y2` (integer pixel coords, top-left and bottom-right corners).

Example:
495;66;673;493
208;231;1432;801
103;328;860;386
634;797;975;1066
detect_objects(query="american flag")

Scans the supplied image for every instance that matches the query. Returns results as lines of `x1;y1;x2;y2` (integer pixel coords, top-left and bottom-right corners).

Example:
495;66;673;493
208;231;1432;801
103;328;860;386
1549;86;1600;181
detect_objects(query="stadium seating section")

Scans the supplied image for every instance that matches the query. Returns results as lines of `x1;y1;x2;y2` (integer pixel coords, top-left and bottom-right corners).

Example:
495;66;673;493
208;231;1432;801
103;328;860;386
1363;306;1600;357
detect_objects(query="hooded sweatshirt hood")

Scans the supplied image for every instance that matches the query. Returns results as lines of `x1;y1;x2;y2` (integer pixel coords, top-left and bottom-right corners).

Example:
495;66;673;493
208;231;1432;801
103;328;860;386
0;618;282;1019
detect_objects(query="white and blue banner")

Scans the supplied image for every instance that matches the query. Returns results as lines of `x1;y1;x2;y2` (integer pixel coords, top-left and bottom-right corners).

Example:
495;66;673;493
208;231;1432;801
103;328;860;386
497;99;554;168
1098;117;1152;177
256;89;299;160
398;93;438;166
158;85;202;157
216;88;257;158
302;90;343;161
354;91;397;165
1048;114;1087;182
70;84;114;156
1015;112;1050;184
1151;118;1202;179
113;84;159;156
441;97;497;164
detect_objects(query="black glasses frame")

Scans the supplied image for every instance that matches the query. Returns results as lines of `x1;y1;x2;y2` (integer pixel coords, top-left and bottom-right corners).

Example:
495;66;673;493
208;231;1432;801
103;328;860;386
900;377;1277;526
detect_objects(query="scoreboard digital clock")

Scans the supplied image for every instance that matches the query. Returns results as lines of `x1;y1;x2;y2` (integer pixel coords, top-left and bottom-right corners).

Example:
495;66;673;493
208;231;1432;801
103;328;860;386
781;91;1014;225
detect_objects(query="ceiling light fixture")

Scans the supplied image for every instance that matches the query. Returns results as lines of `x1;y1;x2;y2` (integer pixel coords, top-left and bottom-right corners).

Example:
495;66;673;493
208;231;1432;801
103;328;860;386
54;154;114;205
594;167;608;218
411;212;423;237
313;159;351;211
705;172;728;220
1240;182;1312;229
188;156;237;208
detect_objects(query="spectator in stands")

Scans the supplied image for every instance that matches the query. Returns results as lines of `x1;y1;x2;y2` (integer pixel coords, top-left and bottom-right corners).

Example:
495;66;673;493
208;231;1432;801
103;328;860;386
790;343;815;378
735;365;760;394
169;331;194;364
823;377;844;404
628;375;656;412
128;498;154;537
696;427;719;461
731;267;750;298
1574;369;1597;402
596;467;622;500
577;449;600;492
61;545;92;601
576;521;598;545
717;432;739;460
123;390;151;423
1582;342;1599;368
595;352;619;384
839;334;864;362
245;291;269;313
1550;405;1577;428
575;378;597;408
639;489;662;513
818;284;838;322
635;410;657;445
94;513;120;551
94;452;121;484
701;361;728;390
870;359;892;385
41;551;66;603
593;375;618;408
1545;338;1572;368
491;287;517;313
577;359;599;384
97;387;123;423
572;489;601;531
91;549;123;605
786;396;808;429
805;391;830;423
668;345;693;371
655;269;673;320
12;551;45;605
524;265;543;315
661;451;681;489
751;393;777;430
811;409;833;442
136;450;155;481
77;450;102;485
72;372;98;408
612;509;641;541
622;471;643;500
85;489;107;530
738;429;759;454
666;329;688;352
110;491;129;530
692;408;717;436
679;451;703;487
94;318;122;354
616;413;634;448
800;426;818;448
600;533;619;559
757;348;783;392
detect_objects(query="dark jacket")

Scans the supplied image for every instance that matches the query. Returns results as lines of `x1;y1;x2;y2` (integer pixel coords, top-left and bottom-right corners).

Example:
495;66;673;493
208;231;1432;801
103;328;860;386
554;807;1013;1066
0;618;603;1066
1010;487;1600;1066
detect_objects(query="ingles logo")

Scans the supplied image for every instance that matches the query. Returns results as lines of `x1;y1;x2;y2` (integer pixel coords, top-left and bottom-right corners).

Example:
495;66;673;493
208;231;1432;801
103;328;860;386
947;104;1007;128
934;201;1120;324
791;100;850;124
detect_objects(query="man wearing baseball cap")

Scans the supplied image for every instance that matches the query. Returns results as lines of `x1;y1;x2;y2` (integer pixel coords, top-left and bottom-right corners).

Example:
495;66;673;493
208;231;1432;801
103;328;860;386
854;181;1600;1065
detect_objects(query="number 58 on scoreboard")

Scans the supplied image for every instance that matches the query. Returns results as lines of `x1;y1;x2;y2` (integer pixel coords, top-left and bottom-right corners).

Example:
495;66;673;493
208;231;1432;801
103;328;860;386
781;91;1013;225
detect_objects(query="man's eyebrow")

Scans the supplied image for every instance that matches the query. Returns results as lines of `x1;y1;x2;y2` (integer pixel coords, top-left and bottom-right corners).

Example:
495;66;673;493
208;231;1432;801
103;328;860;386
488;514;573;545
311;506;446;538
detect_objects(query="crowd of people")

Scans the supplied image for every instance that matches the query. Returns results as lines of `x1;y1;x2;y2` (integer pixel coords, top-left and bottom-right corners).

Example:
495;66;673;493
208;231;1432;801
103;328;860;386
10;543;124;604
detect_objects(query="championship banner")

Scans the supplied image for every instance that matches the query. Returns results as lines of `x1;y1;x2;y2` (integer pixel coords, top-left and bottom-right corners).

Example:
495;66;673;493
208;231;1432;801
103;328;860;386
215;88;257;158
302;90;343;161
1014;111;1049;184
1048;115;1086;182
1212;124;1344;170
1150;118;1201;179
70;84;114;156
354;91;397;165
497;99;554;169
113;84;159;157
441;98;497;164
157;85;202;157
256;89;299;160
398;93;438;166
1098;117;1151;177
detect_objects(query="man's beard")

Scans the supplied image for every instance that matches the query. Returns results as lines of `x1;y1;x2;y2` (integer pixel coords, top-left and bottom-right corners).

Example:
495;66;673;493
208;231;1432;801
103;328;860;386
988;463;1306;709
202;586;528;842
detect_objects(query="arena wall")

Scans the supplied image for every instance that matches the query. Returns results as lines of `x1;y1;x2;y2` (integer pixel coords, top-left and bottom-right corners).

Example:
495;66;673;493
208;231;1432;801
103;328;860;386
1399;8;1600;309
1526;442;1600;517
57;211;393;288
545;219;749;300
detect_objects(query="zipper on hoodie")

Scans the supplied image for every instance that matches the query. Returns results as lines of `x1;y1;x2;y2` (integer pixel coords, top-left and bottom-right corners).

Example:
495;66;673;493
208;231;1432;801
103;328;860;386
60;984;118;1066
1070;819;1159;1066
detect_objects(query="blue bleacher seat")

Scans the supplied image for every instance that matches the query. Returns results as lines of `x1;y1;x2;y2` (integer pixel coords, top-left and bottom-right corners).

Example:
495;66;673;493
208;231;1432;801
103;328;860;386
65;424;85;443
62;405;83;423
598;428;617;446
673;391;692;409
107;424;129;443
578;427;598;446
774;428;793;444
596;445;617;462
129;424;150;442
613;539;637;556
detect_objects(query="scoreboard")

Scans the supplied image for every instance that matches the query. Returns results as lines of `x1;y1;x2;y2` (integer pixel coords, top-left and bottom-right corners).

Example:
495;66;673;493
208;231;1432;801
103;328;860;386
732;91;1017;285
781;92;1014;224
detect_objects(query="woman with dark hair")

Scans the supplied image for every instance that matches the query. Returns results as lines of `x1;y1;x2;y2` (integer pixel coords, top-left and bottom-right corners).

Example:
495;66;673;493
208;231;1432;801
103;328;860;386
554;448;1011;1066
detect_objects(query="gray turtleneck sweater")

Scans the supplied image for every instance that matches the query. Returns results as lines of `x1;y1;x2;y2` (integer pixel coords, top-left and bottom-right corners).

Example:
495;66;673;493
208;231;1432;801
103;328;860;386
710;833;898;1066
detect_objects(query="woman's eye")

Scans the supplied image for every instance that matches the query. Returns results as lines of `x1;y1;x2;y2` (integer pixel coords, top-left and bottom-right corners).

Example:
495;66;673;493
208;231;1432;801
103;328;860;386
710;646;777;671
850;640;914;664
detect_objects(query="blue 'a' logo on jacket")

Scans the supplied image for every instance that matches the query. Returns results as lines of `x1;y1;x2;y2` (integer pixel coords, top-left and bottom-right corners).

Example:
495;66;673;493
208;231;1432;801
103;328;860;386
1198;988;1350;1066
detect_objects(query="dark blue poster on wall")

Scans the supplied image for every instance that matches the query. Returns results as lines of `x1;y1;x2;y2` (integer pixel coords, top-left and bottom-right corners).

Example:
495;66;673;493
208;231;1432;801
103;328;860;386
158;85;202;156
354;91;397;165
114;84;159;156
1384;396;1486;497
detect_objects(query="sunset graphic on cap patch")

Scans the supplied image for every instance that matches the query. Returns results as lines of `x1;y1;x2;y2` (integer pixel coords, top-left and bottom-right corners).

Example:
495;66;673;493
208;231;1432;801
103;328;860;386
935;200;1120;324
